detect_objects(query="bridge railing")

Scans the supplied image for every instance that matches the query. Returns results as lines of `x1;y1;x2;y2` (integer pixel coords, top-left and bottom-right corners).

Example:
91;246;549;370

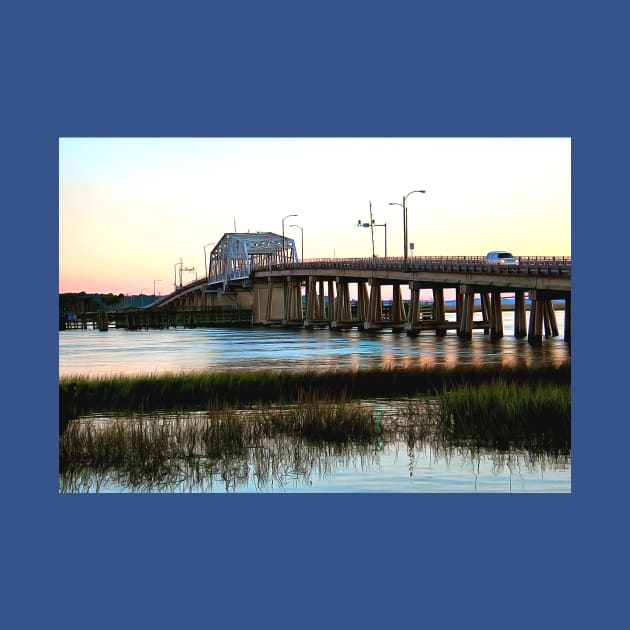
250;255;571;275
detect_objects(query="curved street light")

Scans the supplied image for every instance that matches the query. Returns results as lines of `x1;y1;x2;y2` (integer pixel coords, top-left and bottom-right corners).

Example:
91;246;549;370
289;224;304;261
389;189;425;262
282;214;298;263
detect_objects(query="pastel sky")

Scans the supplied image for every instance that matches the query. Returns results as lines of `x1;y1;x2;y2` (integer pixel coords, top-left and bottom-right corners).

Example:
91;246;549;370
59;137;571;295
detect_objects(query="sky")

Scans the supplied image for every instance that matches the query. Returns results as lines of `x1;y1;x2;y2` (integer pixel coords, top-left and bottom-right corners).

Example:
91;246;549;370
59;137;571;295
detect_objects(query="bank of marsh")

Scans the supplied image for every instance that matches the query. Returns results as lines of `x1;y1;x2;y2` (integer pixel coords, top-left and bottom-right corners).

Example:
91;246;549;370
59;363;570;423
59;364;570;491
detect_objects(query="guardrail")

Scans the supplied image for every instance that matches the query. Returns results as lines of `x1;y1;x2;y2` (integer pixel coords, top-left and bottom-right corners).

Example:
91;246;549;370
154;255;571;299
250;256;571;275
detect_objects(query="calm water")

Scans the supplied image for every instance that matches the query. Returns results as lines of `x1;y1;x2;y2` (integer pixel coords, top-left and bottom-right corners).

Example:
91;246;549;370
61;408;571;493
59;314;570;493
59;312;569;376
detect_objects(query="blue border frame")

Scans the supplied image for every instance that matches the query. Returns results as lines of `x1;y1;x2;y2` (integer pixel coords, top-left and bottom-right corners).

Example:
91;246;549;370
6;1;622;627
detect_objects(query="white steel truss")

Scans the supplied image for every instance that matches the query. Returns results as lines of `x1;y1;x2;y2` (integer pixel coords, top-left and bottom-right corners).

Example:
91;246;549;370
207;232;298;290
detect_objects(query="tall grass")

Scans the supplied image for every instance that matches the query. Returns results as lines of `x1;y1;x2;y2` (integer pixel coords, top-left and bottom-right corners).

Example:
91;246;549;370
434;381;570;450
59;363;570;426
59;396;385;487
60;380;571;491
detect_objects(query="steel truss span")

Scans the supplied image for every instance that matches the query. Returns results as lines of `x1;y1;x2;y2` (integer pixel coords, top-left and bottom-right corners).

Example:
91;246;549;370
207;232;298;290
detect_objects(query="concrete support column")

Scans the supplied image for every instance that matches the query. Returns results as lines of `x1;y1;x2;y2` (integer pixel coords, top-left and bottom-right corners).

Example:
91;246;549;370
283;277;303;324
543;300;559;337
331;278;352;329
408;286;420;325
405;284;420;336
265;278;286;323
283;277;292;321
357;281;369;322
490;290;504;339
295;281;304;320
332;278;344;328
392;284;406;328
265;278;274;323
481;292;491;335
341;282;351;320
327;280;335;322
433;287;446;336
365;280;382;330
527;291;544;345
514;290;527;338
458;285;475;340
305;276;320;324
318;281;326;321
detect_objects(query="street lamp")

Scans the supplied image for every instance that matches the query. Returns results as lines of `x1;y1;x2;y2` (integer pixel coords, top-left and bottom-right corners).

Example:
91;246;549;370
282;214;297;263
289;224;304;261
153;279;161;296
204;242;215;279
389;189;425;263
140;288;146;307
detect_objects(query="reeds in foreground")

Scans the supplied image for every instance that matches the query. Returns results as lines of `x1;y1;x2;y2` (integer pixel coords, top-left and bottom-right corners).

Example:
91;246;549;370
435;381;570;450
60;381;570;491
59;363;571;428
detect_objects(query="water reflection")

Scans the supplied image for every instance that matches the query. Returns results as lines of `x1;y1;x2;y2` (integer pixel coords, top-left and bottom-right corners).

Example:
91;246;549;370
59;401;571;493
59;313;569;377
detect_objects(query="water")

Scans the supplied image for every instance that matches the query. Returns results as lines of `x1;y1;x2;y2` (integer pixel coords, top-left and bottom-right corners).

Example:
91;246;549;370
59;311;569;376
61;436;571;494
59;314;570;493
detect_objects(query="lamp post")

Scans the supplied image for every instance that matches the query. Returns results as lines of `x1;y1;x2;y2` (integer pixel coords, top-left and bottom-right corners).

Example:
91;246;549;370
140;288;146;307
282;213;297;263
289;224;304;261
389;189;425;263
204;242;215;279
153;279;161;296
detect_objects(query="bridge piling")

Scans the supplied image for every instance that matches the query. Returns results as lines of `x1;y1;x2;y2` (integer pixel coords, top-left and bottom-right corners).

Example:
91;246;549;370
490;290;504;339
433;288;447;336
458;286;475;340
514;290;527;338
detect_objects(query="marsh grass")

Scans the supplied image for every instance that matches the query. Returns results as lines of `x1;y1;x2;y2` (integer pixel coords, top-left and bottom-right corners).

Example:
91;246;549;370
434;381;570;450
59;363;570;423
60;378;570;492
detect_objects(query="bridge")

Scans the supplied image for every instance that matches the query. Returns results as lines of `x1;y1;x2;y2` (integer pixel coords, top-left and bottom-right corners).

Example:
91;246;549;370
125;232;571;345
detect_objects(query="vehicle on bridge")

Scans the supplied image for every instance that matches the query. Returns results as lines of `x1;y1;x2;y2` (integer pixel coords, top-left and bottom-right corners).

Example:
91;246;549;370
486;250;519;265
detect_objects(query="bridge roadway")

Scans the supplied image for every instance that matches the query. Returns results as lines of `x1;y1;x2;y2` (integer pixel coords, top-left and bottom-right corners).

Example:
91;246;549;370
148;255;571;345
